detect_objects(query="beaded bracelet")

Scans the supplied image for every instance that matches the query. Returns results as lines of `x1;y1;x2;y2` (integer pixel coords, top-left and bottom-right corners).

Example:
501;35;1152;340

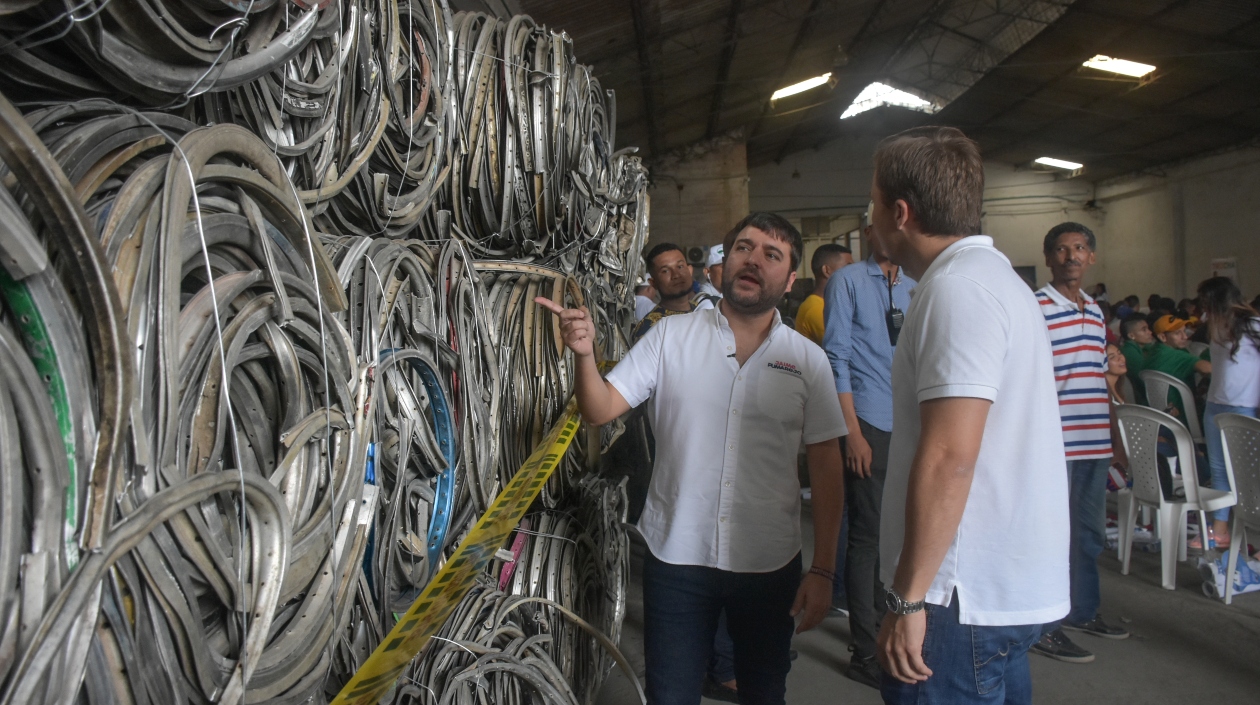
808;566;836;582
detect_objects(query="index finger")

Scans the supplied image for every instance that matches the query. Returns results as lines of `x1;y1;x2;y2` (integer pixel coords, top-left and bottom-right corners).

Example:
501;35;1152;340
533;296;566;315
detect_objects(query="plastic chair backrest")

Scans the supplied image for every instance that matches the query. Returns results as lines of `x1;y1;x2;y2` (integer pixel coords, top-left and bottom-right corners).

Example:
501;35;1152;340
1139;369;1203;440
1116;404;1199;507
1187;341;1209;358
1117;375;1135;405
1218;413;1260;532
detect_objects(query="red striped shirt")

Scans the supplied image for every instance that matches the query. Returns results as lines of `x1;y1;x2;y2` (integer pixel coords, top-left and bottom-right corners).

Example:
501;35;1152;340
1037;285;1112;460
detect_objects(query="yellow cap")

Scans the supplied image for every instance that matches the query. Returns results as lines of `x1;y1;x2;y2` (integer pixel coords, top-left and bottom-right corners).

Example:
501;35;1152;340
1152;315;1188;335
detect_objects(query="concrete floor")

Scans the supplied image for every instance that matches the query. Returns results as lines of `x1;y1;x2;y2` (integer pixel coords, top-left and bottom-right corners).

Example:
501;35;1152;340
596;507;1260;704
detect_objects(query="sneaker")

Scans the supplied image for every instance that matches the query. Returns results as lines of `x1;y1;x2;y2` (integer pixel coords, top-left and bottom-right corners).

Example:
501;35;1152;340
1062;615;1130;640
845;654;881;689
701;677;739;704
828;605;849;619
1030;629;1094;664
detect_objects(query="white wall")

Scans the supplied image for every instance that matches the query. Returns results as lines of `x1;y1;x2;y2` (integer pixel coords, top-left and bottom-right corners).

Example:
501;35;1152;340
980;163;1104;291
747;138;1260;300
1097;146;1260;300
749;136;881;218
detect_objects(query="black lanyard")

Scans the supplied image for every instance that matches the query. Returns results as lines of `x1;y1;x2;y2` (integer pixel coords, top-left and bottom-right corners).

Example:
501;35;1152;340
886;267;904;346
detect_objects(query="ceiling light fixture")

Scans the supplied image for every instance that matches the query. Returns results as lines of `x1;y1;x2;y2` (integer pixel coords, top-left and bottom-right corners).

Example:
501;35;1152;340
1034;157;1084;171
771;73;832;101
1082;55;1156;78
840;82;936;119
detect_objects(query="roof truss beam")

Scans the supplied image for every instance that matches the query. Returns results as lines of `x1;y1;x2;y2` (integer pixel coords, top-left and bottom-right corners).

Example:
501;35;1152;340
706;0;746;139
630;0;664;157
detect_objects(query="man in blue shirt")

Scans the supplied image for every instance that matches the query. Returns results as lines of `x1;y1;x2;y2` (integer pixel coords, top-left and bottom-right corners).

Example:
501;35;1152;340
821;224;915;688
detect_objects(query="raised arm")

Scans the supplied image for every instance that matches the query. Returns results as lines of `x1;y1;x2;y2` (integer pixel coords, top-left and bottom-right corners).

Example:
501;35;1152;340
534;297;630;425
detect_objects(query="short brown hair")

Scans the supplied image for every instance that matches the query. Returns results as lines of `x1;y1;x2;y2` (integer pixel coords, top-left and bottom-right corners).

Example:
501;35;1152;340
724;212;803;270
873;126;984;236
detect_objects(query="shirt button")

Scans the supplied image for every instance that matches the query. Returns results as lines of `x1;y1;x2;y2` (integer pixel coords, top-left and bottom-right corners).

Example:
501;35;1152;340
724;482;731;488
720;517;727;523
728;445;734;450
727;346;732;350
732;409;739;415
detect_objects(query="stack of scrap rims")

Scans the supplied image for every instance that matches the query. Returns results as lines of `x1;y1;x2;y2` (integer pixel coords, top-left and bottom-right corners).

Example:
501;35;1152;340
0;0;647;702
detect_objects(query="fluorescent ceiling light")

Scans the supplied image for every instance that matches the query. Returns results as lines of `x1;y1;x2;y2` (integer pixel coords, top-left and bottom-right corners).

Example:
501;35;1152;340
771;73;831;101
840;82;936;119
1082;55;1156;78
1035;157;1083;171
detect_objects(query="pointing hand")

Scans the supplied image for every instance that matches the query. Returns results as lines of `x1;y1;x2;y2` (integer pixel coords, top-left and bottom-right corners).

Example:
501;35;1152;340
534;297;596;359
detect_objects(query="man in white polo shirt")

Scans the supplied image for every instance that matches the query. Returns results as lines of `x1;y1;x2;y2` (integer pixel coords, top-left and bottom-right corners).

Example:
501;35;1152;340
536;212;847;705
869;127;1070;705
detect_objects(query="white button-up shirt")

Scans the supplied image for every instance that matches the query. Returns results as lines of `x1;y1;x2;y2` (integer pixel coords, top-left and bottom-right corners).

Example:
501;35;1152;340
607;306;846;572
881;236;1070;626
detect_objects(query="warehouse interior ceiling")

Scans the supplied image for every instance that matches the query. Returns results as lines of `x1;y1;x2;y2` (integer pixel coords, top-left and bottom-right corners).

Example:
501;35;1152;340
503;0;1260;182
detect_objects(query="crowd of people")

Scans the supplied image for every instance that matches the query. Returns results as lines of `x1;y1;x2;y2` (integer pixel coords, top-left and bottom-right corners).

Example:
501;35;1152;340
539;125;1259;705
1110;278;1260;551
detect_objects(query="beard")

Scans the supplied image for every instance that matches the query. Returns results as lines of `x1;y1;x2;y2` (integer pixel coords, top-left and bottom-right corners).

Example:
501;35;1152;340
658;278;693;301
722;266;789;315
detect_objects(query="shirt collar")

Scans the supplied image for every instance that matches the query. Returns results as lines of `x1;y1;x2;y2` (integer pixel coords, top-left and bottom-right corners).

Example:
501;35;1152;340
1039;283;1096;307
654;300;695;316
712;301;783;337
865;256;903;284
864;256;884;277
916;235;995;287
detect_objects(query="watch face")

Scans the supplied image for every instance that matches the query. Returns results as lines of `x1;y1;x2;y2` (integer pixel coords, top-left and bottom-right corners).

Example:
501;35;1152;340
885;592;900;614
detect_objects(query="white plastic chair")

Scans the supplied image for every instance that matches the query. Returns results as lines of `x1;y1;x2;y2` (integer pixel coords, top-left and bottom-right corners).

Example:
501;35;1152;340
1187;341;1209;358
1115;404;1236;590
1116;375;1135;406
1140;369;1204;444
1217;413;1260;604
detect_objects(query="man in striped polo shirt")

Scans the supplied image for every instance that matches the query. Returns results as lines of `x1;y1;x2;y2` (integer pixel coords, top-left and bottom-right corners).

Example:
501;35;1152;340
1031;222;1130;665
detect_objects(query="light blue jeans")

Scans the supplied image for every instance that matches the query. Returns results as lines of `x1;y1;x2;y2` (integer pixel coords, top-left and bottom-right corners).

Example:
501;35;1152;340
1203;402;1258;522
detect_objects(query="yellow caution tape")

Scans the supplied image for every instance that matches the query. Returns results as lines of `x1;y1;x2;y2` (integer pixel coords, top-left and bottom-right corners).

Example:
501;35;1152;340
331;398;583;705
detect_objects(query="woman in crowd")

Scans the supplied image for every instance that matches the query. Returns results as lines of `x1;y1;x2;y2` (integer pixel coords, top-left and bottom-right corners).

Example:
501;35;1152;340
1199;276;1260;549
1105;343;1130;472
1092;282;1110;303
1106;343;1129;404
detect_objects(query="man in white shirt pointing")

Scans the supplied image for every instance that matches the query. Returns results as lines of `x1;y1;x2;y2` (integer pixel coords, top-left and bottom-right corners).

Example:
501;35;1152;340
536;212;847;705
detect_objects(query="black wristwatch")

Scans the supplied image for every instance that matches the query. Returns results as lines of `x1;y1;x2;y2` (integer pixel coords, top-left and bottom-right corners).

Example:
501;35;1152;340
885;588;926;616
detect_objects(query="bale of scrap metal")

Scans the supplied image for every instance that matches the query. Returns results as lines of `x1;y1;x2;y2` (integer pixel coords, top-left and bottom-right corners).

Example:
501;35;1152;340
0;0;648;702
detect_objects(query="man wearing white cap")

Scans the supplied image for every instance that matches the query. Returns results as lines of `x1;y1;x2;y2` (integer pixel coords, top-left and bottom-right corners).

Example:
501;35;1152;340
700;245;726;299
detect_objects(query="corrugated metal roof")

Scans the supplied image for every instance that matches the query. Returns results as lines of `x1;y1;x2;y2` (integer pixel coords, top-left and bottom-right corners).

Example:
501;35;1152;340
517;0;1260;181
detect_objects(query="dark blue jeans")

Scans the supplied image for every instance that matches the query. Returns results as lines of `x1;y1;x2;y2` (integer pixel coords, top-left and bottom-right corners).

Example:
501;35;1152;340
882;593;1040;705
710;611;736;683
1042;457;1109;635
711;506;844;684
643;551;801;705
834;505;849;606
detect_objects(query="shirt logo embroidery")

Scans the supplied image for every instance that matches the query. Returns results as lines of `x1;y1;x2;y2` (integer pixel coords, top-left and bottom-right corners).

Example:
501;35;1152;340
767;360;802;376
